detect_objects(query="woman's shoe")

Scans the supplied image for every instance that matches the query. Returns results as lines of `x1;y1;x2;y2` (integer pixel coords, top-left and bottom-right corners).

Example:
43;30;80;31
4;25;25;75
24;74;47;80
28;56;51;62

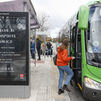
63;84;71;92
58;89;64;95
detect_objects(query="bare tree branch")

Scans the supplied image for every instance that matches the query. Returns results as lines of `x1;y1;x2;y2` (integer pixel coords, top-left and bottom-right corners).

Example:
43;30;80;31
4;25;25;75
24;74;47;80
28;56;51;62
37;13;49;32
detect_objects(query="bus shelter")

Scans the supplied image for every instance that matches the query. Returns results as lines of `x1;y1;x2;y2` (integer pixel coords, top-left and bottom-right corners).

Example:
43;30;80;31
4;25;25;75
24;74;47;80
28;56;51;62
0;0;39;98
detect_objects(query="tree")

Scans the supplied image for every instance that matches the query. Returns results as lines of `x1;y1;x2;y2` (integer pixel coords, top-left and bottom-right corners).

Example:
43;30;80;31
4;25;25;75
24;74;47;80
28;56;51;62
37;13;49;32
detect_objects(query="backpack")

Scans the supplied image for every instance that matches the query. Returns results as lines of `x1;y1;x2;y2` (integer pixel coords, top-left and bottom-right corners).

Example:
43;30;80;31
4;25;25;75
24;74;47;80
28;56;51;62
53;54;57;65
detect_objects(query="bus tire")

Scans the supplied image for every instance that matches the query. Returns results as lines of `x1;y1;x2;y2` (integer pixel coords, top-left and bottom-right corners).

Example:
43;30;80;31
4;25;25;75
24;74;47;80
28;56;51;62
82;87;87;99
82;85;91;101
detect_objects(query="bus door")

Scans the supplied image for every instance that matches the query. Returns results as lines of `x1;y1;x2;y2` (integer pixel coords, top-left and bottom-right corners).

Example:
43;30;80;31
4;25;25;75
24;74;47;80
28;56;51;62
71;24;82;84
75;28;82;84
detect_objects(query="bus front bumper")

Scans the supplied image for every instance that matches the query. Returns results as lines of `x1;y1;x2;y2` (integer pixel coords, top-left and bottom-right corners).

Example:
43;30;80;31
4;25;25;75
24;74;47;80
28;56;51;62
83;84;101;101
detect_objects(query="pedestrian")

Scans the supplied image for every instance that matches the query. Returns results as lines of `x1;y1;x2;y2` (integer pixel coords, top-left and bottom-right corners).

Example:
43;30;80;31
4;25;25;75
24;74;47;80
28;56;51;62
30;37;33;56
41;42;46;56
32;39;35;59
36;38;41;60
46;41;52;57
56;39;75;95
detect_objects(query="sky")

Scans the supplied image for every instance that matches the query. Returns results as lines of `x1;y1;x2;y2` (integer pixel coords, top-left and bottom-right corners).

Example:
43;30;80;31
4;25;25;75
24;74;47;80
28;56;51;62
32;0;92;38
0;0;91;38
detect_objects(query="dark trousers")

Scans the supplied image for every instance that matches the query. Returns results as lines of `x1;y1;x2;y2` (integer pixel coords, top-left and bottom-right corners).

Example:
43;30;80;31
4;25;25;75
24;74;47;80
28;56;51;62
30;50;32;56
37;49;41;60
32;52;35;59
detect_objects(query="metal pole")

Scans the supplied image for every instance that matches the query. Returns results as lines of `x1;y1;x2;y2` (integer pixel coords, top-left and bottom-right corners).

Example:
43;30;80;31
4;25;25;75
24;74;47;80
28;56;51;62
34;29;36;66
70;25;71;56
23;1;27;12
44;32;46;57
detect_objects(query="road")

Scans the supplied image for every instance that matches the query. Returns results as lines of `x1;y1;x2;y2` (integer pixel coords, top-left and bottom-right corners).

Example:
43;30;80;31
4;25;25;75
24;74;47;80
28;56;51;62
67;82;87;101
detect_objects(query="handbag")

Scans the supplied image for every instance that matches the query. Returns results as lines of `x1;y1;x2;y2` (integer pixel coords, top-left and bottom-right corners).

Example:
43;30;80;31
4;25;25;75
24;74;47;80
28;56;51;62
53;54;57;65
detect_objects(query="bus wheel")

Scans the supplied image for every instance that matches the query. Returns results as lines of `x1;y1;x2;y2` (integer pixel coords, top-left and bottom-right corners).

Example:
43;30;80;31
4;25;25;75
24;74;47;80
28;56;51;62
82;85;90;101
82;87;87;99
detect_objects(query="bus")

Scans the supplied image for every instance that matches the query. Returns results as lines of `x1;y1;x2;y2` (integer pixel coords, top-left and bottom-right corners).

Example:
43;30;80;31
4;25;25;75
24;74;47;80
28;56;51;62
61;0;101;100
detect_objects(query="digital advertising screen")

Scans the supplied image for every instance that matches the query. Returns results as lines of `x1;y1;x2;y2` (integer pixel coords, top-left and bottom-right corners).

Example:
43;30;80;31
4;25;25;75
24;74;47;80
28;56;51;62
0;12;29;85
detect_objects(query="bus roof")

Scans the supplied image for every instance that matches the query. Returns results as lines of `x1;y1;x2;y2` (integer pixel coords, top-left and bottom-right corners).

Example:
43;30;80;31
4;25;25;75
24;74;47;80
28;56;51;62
86;0;101;6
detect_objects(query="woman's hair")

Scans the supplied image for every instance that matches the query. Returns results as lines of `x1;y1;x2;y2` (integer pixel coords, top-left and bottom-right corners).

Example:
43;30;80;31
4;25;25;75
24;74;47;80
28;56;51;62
60;39;69;51
62;39;69;47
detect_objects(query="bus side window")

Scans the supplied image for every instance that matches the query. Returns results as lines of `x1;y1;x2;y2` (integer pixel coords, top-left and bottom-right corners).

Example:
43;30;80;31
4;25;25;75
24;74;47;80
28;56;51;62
71;27;76;55
77;29;81;54
78;32;81;41
85;30;88;52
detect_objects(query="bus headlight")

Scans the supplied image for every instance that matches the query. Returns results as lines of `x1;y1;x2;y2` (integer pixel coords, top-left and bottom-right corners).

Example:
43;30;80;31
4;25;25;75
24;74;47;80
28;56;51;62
84;77;101;90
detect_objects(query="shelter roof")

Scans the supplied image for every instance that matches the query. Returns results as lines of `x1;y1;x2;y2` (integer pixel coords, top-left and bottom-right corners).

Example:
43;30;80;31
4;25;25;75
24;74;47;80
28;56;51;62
0;0;39;29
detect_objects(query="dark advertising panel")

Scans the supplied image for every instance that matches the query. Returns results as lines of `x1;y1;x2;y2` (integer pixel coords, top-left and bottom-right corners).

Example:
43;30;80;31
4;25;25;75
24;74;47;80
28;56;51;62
0;12;29;85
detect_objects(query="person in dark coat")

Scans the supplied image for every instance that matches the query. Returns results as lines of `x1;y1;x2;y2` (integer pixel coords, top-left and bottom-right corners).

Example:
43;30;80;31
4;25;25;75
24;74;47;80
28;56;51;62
36;38;41;60
32;39;35;59
30;37;33;56
46;41;52;57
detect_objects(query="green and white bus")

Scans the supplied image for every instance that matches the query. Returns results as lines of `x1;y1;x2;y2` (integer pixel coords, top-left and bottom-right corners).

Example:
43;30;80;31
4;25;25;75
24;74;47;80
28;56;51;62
62;0;101;100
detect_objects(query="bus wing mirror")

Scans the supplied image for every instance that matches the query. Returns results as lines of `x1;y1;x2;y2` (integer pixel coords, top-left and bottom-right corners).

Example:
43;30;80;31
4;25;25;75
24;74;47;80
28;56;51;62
78;5;89;30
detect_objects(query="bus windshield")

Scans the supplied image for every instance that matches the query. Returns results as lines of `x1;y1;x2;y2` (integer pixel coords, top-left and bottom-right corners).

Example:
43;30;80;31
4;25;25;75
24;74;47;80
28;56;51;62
87;6;101;67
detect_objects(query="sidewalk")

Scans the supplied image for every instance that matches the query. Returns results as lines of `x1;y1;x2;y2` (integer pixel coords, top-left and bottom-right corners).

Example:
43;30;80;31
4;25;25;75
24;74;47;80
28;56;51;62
30;56;71;101
0;56;71;101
